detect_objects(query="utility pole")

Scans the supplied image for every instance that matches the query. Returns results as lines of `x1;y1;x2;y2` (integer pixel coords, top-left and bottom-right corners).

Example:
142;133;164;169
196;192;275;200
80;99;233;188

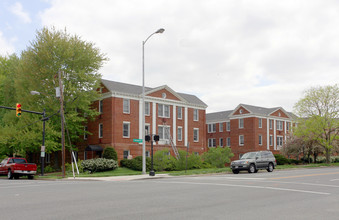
58;70;66;178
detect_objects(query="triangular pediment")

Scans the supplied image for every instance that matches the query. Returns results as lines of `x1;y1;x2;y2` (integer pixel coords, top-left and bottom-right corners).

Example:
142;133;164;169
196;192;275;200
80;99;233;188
229;104;252;116
145;85;187;102
269;108;291;119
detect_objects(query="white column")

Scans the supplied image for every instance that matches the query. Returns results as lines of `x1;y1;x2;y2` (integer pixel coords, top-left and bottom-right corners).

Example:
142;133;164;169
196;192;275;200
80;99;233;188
184;107;188;147
139;99;143;139
273;119;277;150
173;105;176;146
266;118;269;150
152;102;156;135
284;120;287;142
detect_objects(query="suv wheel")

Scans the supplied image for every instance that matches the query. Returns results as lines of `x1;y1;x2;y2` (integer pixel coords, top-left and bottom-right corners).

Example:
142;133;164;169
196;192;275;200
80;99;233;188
248;164;256;173
267;163;274;172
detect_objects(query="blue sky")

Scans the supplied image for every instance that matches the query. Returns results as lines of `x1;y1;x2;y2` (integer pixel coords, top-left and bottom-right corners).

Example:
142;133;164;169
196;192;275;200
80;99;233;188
1;0;338;113
0;0;51;55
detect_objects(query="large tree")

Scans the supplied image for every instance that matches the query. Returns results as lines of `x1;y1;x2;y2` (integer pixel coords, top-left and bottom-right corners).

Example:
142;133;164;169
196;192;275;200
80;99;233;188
0;27;107;159
293;84;339;163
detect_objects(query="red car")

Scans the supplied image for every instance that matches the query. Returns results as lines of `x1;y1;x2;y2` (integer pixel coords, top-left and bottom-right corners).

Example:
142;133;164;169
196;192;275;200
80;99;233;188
0;157;37;179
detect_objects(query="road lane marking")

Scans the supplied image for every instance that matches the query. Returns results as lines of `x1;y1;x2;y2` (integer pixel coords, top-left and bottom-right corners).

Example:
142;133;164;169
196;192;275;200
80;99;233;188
330;179;339;181
269;172;339;180
151;180;330;195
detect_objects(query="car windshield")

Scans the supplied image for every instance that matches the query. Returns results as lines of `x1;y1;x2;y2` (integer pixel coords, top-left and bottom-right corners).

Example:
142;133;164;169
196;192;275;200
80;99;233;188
241;152;257;159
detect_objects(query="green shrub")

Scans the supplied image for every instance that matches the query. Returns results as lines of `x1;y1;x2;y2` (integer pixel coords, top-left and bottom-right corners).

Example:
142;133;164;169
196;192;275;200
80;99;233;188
275;154;289;165
153;149;177;171
120;156;151;171
65;160;84;173
44;165;55;173
289;159;302;165
103;147;118;160
81;158;118;173
202;147;234;168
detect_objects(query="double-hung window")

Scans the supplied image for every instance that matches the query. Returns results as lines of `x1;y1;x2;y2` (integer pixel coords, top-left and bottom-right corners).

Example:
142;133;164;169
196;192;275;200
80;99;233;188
208;138;216;147
193;109;199;121
158;104;170;118
239;135;244;146
158;125;170;141
99;123;103;138
226;137;231;147
193;128;199;142
123;122;130;138
277;136;283;147
259;135;262;145
123;99;130;114
177;107;182;119
208;124;216;133
226;122;230;131
239;119;244;129
258;118;262;128
145;102;150;116
277;120;283;131
219;123;223;132
177;127;182;141
219;138;223;147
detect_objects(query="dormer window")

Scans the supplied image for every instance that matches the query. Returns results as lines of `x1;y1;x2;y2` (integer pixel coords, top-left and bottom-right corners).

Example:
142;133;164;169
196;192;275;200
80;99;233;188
239;109;243;114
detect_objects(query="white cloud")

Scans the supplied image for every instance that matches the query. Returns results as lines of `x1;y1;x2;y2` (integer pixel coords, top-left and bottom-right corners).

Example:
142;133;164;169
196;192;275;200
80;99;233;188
9;2;31;24
0;31;15;56
38;0;339;113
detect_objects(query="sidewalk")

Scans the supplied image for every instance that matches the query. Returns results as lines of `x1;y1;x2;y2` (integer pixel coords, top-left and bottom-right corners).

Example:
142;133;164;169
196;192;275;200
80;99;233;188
67;173;172;181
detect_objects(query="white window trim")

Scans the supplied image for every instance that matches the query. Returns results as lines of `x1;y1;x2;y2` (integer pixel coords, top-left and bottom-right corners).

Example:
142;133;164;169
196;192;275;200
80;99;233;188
145;102;150;116
219;123;223;132
259;134;262;145
277;135;284;147
219;138;223;147
123;122;130;138
177;107;182;120
269;119;273;129
269;135;273;146
158;104;170;118
193;109;199;121
178;126;183;141
145;124;150;136
158;125;171;141
239;118;244;129
208;123;216;133
99;123;103;138
208;138;216;147
123;99;130;114
259;118;262;128
226;122;230;131
239;135;244;146
277;120;283;131
193;128;199;142
226;137;231;147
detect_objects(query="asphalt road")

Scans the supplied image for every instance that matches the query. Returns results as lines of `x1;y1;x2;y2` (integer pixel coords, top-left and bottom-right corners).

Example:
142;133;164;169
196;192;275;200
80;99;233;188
0;167;338;220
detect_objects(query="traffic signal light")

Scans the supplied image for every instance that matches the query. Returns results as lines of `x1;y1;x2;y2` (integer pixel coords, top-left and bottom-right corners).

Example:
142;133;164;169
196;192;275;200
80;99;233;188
145;135;151;142
153;135;160;142
16;103;22;117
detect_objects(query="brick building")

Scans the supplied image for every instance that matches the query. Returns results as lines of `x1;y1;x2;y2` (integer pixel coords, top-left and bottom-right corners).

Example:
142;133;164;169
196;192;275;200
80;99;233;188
206;104;296;160
78;79;208;161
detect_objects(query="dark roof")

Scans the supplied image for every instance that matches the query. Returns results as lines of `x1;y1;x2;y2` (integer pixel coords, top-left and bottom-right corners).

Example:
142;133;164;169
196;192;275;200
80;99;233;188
206;110;233;122
207;104;295;123
101;79;207;107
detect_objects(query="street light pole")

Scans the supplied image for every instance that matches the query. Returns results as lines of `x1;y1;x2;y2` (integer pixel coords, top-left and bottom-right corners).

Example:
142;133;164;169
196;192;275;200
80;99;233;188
142;28;165;174
30;91;46;176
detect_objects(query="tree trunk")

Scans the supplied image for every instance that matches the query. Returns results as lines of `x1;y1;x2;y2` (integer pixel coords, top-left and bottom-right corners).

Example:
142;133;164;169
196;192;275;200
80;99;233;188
326;149;331;164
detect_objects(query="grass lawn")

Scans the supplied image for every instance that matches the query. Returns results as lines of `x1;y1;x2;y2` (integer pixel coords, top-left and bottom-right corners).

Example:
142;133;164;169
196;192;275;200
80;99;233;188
35;162;339;180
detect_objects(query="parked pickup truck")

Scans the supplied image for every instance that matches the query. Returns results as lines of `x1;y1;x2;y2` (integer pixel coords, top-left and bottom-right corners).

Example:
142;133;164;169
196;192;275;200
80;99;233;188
0;157;37;179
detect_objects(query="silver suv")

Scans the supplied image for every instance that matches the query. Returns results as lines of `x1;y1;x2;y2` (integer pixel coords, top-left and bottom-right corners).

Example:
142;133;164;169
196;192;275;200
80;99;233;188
230;151;277;174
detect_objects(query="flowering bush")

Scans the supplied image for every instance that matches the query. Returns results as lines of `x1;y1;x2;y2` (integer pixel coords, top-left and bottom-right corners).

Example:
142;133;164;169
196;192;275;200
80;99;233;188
81;158;118;173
